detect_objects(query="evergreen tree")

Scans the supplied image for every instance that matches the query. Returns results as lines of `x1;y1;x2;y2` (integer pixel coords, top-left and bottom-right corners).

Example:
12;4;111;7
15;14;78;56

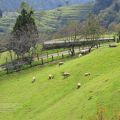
10;5;38;57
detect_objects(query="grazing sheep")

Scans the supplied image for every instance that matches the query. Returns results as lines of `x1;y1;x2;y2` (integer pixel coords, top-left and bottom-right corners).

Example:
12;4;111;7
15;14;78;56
77;83;81;89
80;48;91;55
78;54;82;57
48;74;54;80
58;62;64;67
109;44;117;48
32;76;36;83
85;73;91;76
62;72;70;79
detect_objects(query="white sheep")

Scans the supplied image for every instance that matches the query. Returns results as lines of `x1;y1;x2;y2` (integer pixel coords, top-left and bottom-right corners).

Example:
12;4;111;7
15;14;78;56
77;83;81;89
62;72;70;79
78;54;82;57
80;48;91;55
109;44;117;48
32;76;36;83
85;73;91;76
48;74;54;80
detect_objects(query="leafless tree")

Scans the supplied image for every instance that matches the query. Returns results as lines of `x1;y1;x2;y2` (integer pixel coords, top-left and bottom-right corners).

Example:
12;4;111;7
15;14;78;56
53;21;80;56
79;13;105;48
109;23;120;42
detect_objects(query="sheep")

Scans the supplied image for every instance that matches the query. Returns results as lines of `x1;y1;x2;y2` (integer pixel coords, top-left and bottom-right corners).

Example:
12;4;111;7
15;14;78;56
58;62;64;67
48;74;54;80
78;54;82;57
85;73;91;76
62;72;70;79
80;48;91;55
32;76;36;83
109;44;117;48
77;83;81;89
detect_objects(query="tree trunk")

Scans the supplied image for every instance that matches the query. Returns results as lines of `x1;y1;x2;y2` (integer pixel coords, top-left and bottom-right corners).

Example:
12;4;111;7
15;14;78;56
70;45;75;56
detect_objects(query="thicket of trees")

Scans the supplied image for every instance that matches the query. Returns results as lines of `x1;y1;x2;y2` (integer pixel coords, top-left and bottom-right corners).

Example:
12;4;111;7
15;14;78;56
54;13;105;55
80;14;105;47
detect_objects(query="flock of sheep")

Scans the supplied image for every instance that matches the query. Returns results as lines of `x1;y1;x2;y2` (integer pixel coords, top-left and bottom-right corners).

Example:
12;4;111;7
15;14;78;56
31;43;117;88
32;60;91;89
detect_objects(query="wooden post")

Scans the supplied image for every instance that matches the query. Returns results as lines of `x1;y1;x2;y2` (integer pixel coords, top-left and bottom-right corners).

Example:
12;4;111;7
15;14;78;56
47;52;48;59
30;54;33;67
6;57;9;74
57;50;59;56
9;51;13;62
41;58;44;65
79;46;81;51
37;53;39;61
52;55;54;61
62;54;64;59
68;51;70;56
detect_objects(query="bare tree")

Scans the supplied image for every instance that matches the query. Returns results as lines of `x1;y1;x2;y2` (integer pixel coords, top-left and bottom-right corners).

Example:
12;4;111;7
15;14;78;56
80;13;105;48
109;23;120;42
53;21;80;56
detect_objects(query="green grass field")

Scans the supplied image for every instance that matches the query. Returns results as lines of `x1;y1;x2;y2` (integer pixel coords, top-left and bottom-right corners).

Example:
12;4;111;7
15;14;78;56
0;45;120;120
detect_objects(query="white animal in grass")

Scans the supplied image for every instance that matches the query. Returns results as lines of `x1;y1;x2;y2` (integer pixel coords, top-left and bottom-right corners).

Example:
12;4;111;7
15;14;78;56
77;83;81;89
32;76;36;83
48;74;54;80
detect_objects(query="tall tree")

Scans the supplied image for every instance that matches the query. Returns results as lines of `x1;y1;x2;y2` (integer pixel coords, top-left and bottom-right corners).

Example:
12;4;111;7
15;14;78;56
80;13;104;47
18;1;32;13
9;5;39;57
110;23;120;42
54;21;79;56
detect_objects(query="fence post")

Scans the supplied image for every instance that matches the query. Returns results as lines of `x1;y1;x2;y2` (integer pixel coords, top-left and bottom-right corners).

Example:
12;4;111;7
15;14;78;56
47;52;48;59
9;51;13;62
79;46;81;51
57;50;59;57
62;54;64;59
6;57;9;74
52;55;54;61
37;53;39;61
41;58;44;65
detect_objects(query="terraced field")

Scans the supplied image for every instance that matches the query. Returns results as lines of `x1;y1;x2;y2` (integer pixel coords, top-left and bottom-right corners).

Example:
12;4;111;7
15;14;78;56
0;4;92;33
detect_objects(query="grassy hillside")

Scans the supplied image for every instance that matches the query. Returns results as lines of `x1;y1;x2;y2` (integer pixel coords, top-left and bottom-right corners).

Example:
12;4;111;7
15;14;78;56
0;45;120;120
0;4;92;33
